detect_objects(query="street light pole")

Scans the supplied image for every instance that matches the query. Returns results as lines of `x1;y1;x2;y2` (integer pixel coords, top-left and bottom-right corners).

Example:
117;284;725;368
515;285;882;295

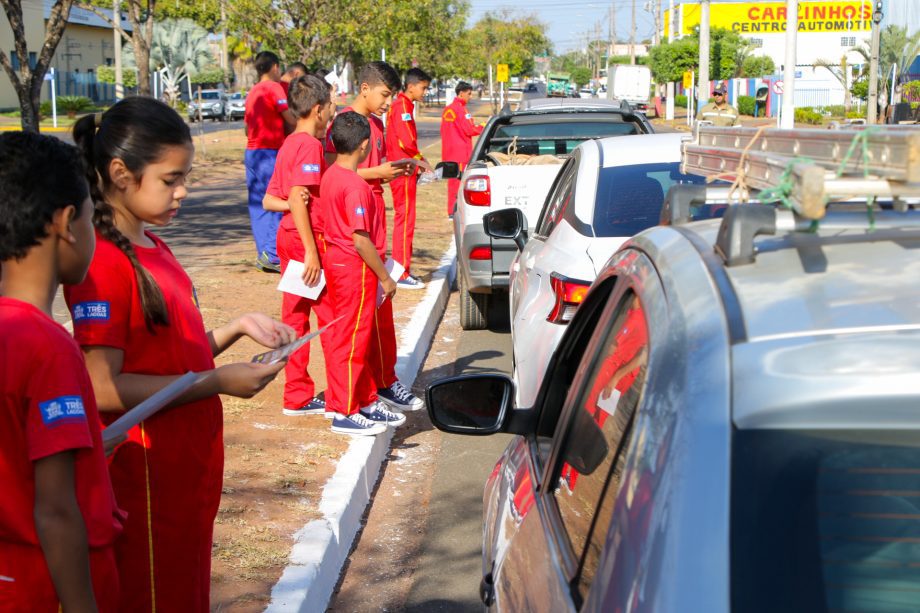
666;0;675;120
698;0;710;115
868;1;883;123
780;0;799;129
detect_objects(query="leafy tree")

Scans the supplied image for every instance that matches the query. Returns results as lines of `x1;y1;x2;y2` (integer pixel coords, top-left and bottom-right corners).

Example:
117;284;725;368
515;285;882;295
647;27;750;83
570;66;592;88
0;0;77;131
122;18;214;104
741;55;775;78
447;10;551;80
156;0;220;30
79;0;156;95
647;36;697;83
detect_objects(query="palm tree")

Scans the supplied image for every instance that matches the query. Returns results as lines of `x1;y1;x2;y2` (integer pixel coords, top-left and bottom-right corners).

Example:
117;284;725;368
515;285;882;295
853;25;920;121
124;18;214;106
814;55;853;114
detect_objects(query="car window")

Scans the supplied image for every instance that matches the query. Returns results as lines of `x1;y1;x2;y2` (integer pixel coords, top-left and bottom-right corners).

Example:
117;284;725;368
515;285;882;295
536;159;578;237
201;91;220;100
552;292;648;603
732;428;920;613
486;120;640;157
593;162;706;237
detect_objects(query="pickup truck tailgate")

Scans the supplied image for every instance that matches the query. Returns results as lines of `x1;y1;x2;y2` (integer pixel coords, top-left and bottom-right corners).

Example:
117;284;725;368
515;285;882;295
487;163;565;230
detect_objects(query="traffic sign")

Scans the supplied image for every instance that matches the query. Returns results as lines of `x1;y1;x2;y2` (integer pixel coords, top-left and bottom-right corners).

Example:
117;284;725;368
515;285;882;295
772;80;784;95
682;71;693;89
496;64;509;83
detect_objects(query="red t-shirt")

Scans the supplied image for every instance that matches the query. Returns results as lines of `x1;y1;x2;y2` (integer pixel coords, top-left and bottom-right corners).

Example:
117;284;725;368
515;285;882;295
0;298;123;548
64;231;221;426
320;163;385;257
245;80;289;150
267;131;327;235
325;106;386;196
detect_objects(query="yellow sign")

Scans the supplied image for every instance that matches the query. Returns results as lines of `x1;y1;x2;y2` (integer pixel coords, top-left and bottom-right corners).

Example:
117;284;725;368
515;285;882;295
496;64;509;83
683;71;693;89
666;1;871;37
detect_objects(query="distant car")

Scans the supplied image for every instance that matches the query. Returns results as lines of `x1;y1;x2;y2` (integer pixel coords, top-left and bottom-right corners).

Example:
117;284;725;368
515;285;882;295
579;87;595;98
428;196;920;612
487;133;707;407
188;89;225;121
224;92;246;121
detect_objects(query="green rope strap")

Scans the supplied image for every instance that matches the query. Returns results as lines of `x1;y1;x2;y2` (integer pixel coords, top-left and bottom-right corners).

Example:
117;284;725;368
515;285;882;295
835;126;881;231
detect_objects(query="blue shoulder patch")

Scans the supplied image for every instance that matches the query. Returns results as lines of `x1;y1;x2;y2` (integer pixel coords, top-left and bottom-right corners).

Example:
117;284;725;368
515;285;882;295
401;112;412;122
301;163;321;173
355;207;365;216
72;301;110;323
39;395;86;427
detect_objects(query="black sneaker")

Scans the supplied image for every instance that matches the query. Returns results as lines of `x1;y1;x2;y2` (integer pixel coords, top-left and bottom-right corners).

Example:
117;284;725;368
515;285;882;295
359;400;406;427
330;412;387;436
256;251;281;273
282;396;326;416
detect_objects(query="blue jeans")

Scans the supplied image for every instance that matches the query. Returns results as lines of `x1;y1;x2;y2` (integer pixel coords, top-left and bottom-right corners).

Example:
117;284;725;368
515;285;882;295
245;148;282;264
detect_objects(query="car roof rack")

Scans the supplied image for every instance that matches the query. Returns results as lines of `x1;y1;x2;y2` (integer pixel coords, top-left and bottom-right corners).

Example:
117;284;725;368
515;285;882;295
679;125;920;265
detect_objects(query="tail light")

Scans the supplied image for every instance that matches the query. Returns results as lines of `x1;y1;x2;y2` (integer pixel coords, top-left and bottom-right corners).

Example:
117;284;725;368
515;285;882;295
464;176;491;206
547;273;591;324
469;246;492;260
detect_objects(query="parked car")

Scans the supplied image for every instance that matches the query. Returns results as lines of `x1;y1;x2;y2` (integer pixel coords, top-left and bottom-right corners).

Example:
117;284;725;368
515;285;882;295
428;200;920;612
224;92;246;121
188;89;226;121
579;87;595;98
486;132;708;407
454;98;653;330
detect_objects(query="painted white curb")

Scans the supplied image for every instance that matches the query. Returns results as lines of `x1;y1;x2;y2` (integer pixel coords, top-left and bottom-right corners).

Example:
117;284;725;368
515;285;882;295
265;241;458;613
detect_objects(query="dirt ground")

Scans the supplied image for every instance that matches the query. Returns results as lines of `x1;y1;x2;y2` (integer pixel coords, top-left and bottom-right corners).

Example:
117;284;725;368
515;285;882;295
142;130;454;610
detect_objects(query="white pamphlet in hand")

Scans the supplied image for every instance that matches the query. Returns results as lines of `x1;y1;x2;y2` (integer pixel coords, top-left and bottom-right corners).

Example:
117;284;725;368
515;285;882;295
277;260;325;300
250;315;343;366
377;258;405;306
102;371;204;444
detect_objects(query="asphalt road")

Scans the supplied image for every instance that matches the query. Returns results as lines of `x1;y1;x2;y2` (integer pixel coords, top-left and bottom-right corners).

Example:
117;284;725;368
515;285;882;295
328;294;513;612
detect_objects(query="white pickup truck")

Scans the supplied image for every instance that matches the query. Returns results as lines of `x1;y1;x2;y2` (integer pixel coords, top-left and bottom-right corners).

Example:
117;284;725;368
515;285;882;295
453;98;654;329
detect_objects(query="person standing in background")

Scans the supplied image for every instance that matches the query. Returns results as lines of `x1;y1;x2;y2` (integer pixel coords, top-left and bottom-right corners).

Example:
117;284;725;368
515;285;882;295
441;81;483;217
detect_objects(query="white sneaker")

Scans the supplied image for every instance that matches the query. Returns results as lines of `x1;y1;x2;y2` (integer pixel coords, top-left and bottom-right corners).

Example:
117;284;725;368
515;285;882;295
330;412;387;436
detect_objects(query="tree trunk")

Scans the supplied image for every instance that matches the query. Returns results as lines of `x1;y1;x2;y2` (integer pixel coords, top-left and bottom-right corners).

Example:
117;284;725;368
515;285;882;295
16;78;40;133
134;31;151;96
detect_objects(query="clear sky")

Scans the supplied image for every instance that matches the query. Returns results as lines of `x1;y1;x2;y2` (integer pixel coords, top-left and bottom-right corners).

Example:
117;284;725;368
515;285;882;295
468;0;658;53
467;0;919;55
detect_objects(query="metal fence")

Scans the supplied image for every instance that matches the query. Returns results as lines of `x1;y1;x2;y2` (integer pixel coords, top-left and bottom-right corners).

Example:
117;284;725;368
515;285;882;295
794;88;841;108
48;71;140;104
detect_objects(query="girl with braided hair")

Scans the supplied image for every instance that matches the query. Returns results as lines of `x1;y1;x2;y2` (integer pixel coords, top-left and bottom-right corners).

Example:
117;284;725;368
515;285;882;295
65;97;295;612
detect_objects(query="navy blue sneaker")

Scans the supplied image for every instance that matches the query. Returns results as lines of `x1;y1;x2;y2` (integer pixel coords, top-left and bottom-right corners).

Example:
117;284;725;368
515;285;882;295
377;381;425;412
330;413;387;436
282;396;326;416
360;400;406;427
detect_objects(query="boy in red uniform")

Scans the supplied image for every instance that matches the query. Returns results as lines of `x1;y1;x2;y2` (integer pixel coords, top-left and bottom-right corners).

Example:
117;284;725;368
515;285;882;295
441;81;484;216
0;132;123;612
321;111;407;435
326;61;425;413
245;50;296;272
263;75;335;416
386;67;433;290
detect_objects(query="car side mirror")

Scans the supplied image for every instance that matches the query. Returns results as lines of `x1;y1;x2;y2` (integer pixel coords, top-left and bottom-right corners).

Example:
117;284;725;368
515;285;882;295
426;374;514;435
435;161;461;179
483;209;527;251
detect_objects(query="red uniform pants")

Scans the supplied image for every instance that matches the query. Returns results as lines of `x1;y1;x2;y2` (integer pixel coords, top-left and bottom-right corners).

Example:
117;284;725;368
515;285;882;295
105;403;223;612
445;161;465;216
277;227;334;408
325;248;379;415
390;175;417;275
369;294;398;391
0;542;119;612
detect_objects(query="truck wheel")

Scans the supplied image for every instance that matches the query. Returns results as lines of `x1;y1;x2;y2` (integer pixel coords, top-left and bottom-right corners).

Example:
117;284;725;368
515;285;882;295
459;274;489;330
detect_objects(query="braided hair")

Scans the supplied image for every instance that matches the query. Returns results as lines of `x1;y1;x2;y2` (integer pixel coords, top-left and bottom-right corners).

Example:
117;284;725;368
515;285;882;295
72;98;192;331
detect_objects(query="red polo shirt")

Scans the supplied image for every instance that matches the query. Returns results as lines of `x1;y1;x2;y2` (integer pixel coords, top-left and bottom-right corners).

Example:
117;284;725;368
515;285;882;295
245;80;289;150
320;163;385;258
326;106;386;196
267;131;327;234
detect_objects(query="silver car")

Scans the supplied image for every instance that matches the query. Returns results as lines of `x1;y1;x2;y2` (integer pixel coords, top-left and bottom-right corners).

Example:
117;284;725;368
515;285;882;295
428;201;920;611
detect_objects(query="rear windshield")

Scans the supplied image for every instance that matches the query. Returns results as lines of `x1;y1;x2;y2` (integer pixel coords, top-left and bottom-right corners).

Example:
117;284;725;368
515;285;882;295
592;162;705;237
732;429;920;613
200;91;221;100
485;119;641;157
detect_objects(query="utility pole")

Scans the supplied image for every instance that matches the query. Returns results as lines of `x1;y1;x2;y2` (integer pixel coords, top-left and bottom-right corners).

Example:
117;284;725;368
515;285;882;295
666;0;675;120
868;1;883;123
595;21;602;78
630;0;637;64
609;3;617;57
220;0;230;89
780;0;799;128
698;0;710;114
113;0;123;100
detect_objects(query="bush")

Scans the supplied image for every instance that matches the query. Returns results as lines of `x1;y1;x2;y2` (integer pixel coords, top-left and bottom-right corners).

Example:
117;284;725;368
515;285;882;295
56;96;93;116
39;100;52;117
675;94;687;108
819;105;846;117
741;55;776;78
846;110;865;119
795;107;822;125
736;95;755;116
96;65;138;88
